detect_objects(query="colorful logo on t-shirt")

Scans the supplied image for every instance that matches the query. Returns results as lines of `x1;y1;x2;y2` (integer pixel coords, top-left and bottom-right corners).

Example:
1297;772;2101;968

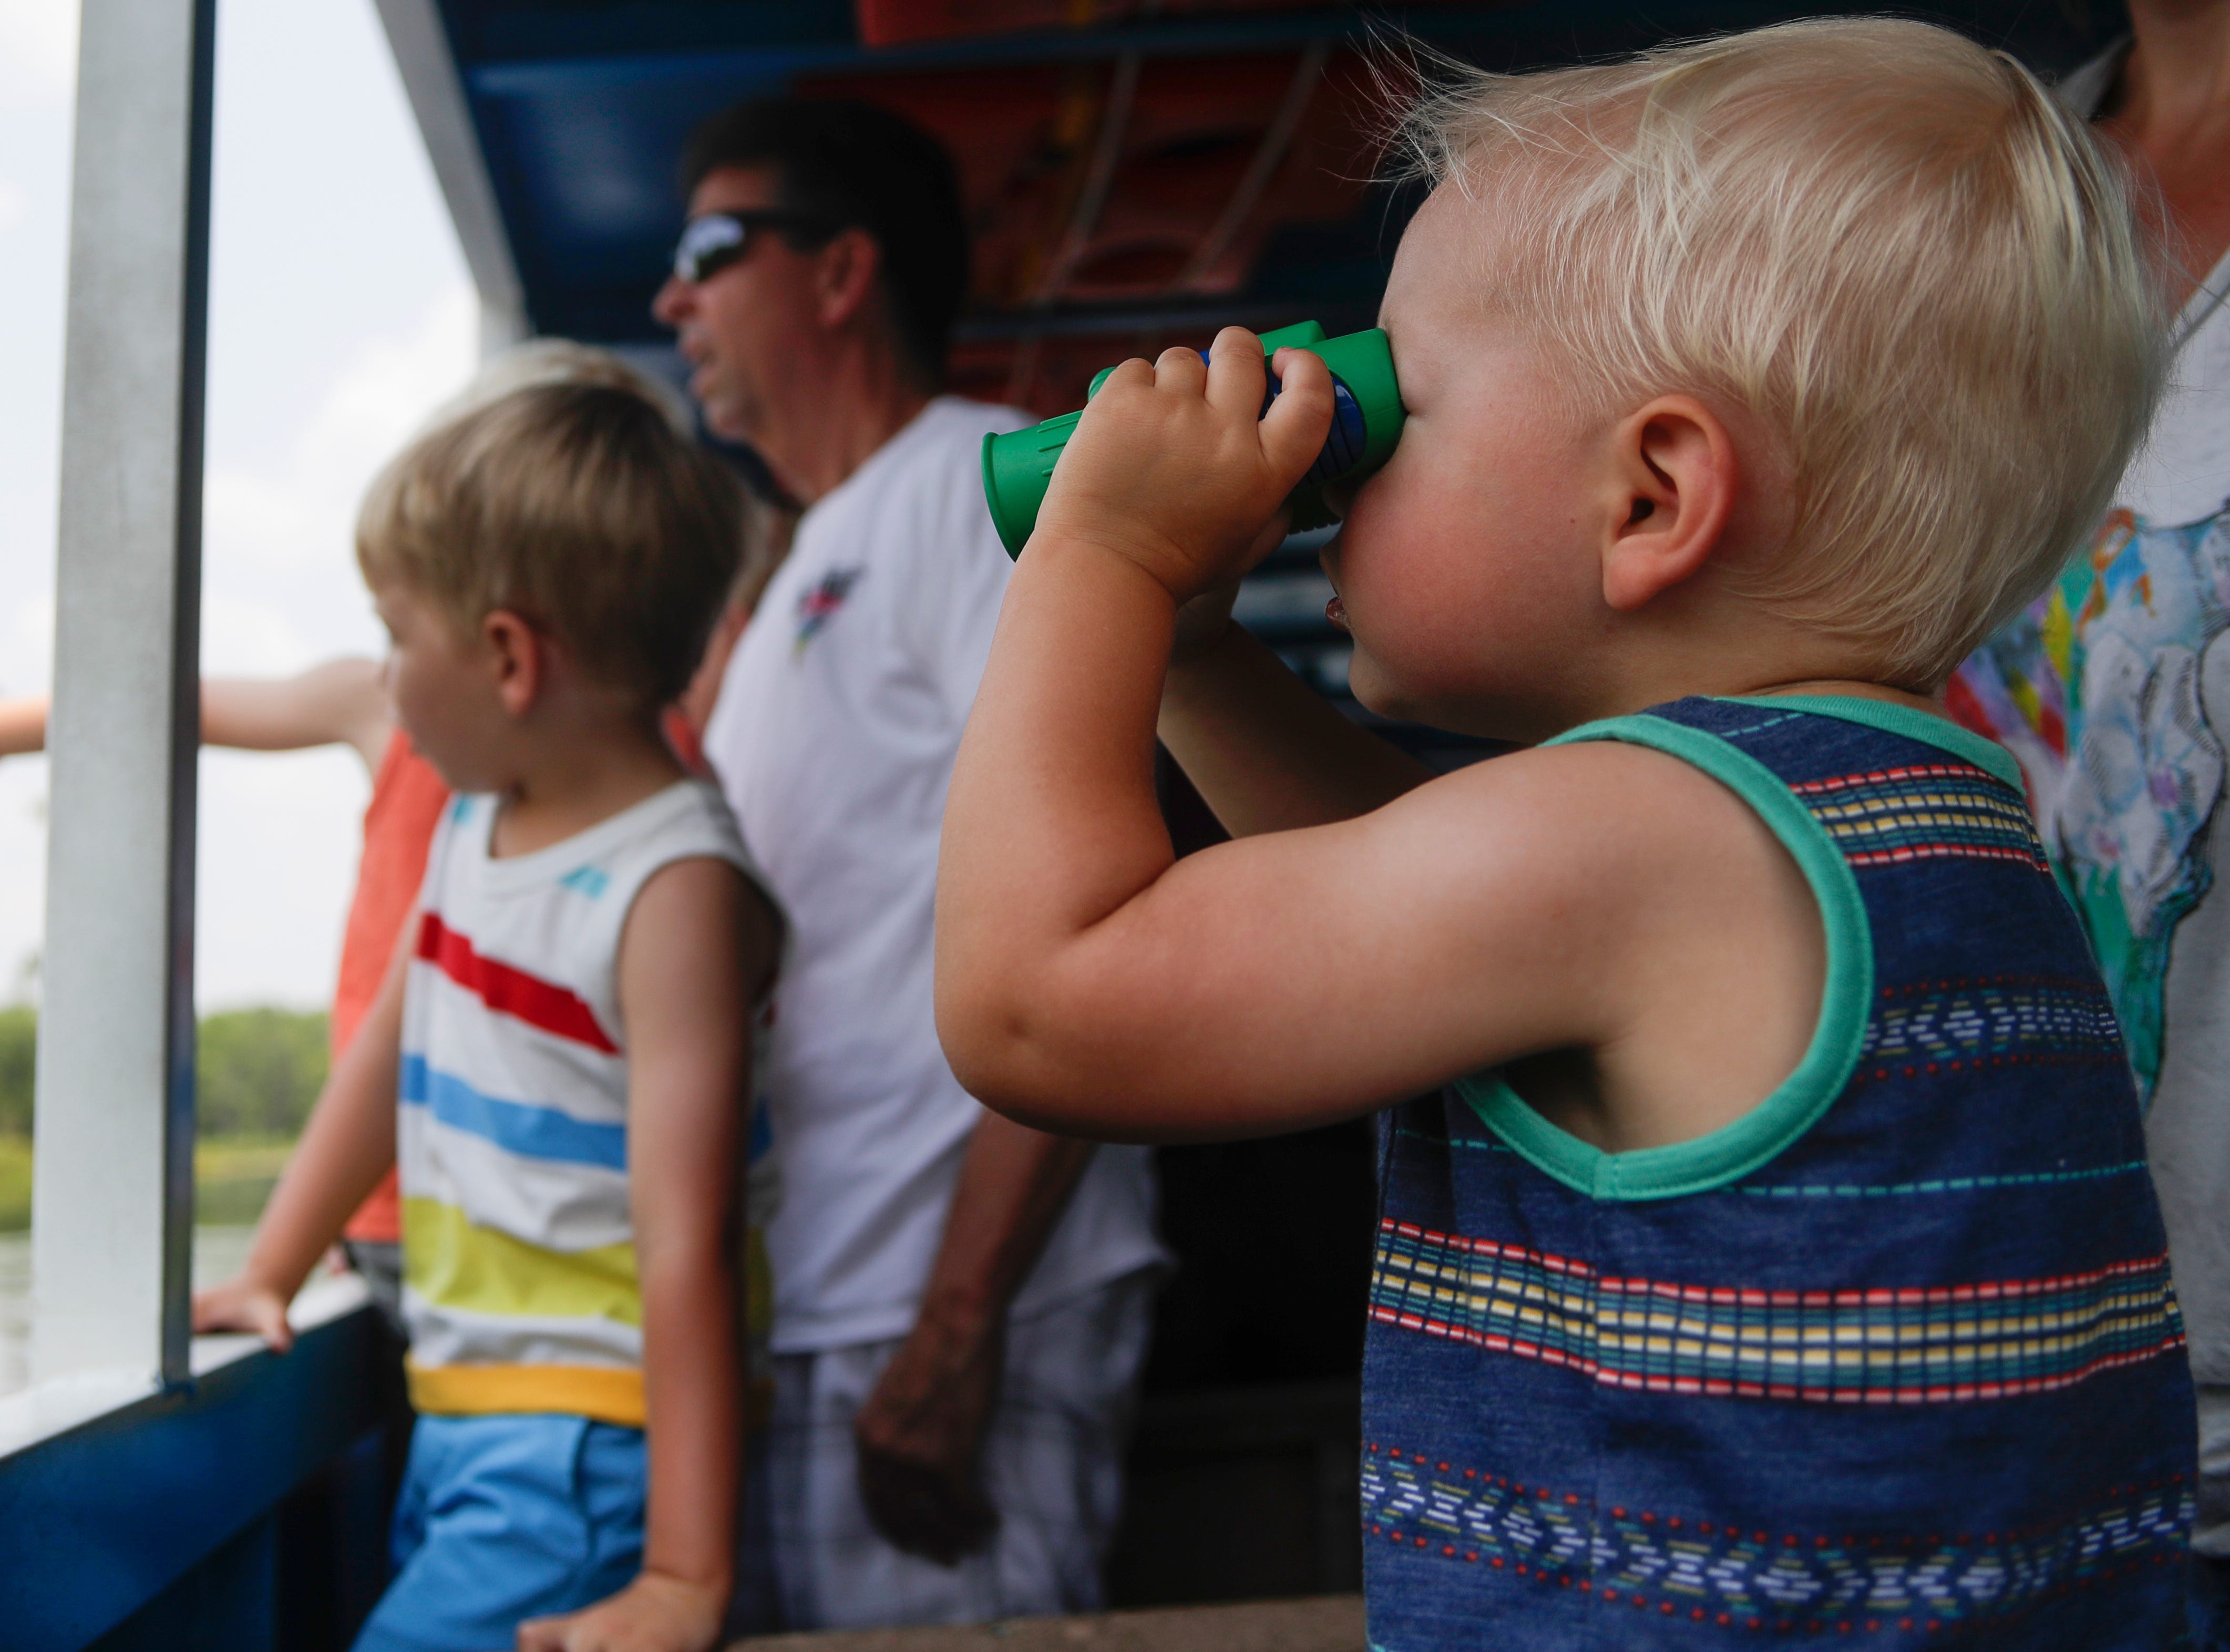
1954;502;2230;1104
794;567;864;655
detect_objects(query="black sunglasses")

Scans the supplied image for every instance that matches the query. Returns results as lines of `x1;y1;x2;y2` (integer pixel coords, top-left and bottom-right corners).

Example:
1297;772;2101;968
671;210;840;284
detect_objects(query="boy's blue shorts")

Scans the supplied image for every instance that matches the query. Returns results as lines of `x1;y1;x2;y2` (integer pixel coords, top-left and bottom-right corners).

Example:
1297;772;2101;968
351;1412;646;1652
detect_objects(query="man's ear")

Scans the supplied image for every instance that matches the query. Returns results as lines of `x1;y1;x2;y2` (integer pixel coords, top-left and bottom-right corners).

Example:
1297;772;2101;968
483;610;543;718
1600;395;1738;612
814;228;885;333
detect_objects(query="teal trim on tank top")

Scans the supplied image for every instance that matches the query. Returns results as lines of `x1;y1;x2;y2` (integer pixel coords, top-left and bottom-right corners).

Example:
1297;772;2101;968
1718;693;2025;793
1454;712;1874;1202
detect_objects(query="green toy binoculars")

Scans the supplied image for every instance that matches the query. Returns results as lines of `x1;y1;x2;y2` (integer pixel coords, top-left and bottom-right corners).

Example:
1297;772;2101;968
980;320;1404;559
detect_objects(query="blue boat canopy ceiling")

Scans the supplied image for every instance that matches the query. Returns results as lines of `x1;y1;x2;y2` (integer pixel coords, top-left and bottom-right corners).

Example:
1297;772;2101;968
428;0;2128;415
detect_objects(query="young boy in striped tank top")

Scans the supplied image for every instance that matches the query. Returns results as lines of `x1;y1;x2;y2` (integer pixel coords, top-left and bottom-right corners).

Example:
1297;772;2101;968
195;381;783;1652
936;19;2200;1649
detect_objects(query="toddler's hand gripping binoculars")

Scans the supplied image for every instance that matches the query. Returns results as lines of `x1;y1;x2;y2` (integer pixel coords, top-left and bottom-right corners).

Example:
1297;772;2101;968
980;321;1404;559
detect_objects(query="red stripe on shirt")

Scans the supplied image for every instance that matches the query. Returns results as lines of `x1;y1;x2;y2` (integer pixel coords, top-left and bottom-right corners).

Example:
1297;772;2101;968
415;911;619;1054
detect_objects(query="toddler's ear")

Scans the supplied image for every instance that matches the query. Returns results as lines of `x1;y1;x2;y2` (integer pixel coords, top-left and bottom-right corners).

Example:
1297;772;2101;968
1600;396;1736;612
483;609;544;718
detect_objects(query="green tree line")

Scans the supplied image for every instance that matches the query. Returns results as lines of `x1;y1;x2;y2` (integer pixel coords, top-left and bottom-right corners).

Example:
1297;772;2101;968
0;1004;329;1140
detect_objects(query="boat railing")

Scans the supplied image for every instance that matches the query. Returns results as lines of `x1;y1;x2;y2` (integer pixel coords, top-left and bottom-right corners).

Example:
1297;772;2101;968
0;3;412;1644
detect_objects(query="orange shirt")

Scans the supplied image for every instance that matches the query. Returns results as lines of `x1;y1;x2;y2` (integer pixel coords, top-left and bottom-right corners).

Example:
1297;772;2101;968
662;703;710;777
337;731;450;1245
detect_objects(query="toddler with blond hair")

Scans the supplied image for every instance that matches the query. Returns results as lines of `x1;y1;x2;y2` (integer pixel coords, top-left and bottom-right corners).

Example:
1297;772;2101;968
934;19;2196;1648
198;379;781;1652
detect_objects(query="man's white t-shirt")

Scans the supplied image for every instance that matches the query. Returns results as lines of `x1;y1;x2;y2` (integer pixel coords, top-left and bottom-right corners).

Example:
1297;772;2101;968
704;396;1168;1355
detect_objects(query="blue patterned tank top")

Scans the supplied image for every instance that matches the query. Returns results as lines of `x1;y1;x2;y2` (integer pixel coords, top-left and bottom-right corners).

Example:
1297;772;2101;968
1363;695;2195;1650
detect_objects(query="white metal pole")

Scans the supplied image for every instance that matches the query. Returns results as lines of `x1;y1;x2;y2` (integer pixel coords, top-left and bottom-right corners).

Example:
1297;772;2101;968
32;0;217;1388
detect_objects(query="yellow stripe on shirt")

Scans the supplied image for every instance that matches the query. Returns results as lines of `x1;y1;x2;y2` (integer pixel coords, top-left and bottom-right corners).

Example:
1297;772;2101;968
403;1195;641;1327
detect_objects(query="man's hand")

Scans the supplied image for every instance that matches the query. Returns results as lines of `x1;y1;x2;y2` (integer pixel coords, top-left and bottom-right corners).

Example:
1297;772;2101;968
515;1571;725;1652
854;1302;1005;1566
1036;328;1331;603
191;1276;295;1353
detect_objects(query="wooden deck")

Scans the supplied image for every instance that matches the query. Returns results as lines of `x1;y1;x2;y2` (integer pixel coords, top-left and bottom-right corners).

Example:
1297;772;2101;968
731;1595;1366;1652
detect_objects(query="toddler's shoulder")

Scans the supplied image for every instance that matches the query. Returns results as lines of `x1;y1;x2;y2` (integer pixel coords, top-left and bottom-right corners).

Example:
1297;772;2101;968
1420;733;1760;854
1392;730;1812;947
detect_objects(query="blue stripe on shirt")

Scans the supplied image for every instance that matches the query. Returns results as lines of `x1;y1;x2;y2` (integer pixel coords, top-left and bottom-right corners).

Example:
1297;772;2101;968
400;1054;627;1171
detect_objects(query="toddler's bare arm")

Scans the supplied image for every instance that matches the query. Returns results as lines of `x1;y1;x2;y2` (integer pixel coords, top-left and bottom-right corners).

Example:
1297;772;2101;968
520;856;779;1652
938;330;1823;1152
1160;618;1433;838
938;335;1607;1137
192;916;407;1349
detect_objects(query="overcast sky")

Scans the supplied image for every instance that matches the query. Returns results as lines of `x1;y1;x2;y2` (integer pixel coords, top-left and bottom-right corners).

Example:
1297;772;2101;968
0;0;477;1010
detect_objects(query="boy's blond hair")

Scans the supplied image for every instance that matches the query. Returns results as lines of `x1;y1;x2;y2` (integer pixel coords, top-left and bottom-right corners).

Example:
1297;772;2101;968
430;337;698;436
358;379;746;708
1401;18;2164;685
439;338;786;615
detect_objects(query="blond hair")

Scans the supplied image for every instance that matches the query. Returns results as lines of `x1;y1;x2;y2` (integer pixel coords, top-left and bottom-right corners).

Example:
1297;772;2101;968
357;379;747;707
1399;18;2164;685
433;338;785;625
433;337;697;435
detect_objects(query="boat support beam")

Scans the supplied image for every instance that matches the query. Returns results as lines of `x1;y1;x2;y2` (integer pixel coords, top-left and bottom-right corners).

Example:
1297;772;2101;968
33;0;218;1388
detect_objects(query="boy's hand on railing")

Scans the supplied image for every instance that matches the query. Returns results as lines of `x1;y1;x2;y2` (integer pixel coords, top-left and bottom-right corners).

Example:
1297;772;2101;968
190;1275;294;1353
515;1571;725;1652
1036;327;1330;604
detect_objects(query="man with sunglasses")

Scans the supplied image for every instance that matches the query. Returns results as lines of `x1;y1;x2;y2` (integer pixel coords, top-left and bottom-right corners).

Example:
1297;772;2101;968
652;98;1166;1634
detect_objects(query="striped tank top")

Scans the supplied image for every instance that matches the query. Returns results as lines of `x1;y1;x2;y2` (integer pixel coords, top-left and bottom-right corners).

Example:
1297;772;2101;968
1363;696;2194;1649
398;779;780;1427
